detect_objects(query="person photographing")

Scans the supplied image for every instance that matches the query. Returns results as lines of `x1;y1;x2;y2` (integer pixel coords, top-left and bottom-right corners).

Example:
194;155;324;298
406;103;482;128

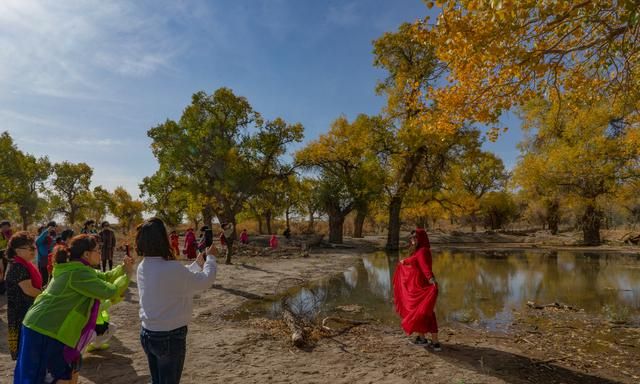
136;218;218;384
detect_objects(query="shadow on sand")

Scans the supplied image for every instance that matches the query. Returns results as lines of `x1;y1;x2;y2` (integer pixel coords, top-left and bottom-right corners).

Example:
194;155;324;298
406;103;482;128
81;336;150;384
239;263;273;274
210;284;264;301
435;343;623;384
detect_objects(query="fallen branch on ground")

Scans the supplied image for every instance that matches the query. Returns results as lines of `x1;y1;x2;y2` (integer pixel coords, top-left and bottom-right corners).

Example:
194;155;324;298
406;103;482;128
283;307;306;347
321;317;369;331
527;301;579;311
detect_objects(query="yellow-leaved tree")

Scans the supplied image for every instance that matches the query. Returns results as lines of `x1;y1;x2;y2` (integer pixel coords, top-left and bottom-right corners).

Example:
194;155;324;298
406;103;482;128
295;115;385;243
419;1;640;138
513;97;640;244
441;147;509;231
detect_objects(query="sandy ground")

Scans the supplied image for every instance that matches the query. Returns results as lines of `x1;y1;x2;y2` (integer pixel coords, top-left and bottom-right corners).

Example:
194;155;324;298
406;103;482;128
1;235;639;383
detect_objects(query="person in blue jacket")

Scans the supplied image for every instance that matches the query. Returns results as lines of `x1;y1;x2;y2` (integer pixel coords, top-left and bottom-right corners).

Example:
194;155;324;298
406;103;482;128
35;221;57;286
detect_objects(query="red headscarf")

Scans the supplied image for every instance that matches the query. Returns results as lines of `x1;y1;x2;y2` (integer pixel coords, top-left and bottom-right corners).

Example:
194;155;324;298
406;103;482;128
414;228;430;249
13;256;43;290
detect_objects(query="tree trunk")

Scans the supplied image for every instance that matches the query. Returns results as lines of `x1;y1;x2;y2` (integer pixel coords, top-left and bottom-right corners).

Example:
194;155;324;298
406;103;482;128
581;204;602;246
385;149;425;250
471;213;478;232
386;196;403;251
224;217;237;265
19;206;30;230
69;206;77;225
285;207;291;230
328;214;345;243
416;216;428;230
308;211;315;233
257;216;264;235
546;199;559;235
353;210;366;238
225;238;234;264
202;204;215;229
490;212;500;230
265;210;272;235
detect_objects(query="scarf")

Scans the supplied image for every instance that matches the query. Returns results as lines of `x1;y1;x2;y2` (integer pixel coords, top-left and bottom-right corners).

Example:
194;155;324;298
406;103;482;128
13;256;43;290
63;257;100;363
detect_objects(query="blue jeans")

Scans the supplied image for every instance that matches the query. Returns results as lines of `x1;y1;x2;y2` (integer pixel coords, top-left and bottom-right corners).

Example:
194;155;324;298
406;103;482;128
14;326;73;383
140;326;187;384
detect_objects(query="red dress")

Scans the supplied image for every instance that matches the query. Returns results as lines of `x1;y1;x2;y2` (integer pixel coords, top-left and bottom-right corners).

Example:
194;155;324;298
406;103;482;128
393;228;438;335
170;233;180;257
183;230;197;259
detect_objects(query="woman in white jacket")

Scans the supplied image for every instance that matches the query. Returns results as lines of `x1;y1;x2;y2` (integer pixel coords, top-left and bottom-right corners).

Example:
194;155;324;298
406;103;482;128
136;218;218;384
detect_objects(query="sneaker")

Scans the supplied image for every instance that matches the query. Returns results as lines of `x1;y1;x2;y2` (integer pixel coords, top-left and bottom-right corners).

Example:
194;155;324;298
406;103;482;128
411;336;429;345
432;342;442;351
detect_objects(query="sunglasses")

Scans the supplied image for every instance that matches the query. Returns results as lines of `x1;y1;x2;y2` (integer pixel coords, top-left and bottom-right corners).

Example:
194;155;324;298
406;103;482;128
19;245;36;251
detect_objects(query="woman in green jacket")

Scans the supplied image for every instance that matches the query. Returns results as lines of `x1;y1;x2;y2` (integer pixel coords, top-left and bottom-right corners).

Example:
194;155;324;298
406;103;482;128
14;234;134;384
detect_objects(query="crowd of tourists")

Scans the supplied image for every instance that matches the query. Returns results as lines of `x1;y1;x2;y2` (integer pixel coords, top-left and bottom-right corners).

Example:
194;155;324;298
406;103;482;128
1;216;440;383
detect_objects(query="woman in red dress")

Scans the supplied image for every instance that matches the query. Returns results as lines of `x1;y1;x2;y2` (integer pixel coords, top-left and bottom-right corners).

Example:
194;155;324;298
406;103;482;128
393;228;440;351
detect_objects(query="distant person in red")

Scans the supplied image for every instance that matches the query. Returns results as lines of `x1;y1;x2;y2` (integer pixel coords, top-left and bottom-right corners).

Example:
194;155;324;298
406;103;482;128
393;228;441;351
269;234;278;249
183;228;197;259
239;229;249;245
169;230;180;258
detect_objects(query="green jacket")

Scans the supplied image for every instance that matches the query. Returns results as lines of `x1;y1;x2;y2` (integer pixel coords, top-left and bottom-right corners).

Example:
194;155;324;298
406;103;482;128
23;262;128;347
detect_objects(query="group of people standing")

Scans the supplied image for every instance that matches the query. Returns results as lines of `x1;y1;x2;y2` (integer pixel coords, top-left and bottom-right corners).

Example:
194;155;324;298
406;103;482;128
2;215;440;383
180;223;241;259
1;217;218;383
80;220;117;273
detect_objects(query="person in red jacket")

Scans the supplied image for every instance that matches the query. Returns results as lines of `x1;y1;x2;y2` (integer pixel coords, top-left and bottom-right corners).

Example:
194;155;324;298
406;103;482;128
169;230;180;258
182;228;197;260
269;234;278;249
393;228;440;351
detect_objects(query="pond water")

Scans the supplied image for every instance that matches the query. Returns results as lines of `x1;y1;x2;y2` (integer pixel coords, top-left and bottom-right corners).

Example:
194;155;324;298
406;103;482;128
226;249;640;331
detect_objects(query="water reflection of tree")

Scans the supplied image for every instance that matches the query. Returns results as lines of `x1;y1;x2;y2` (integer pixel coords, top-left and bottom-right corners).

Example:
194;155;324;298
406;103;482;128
279;252;399;323
434;250;511;325
440;250;640;321
362;252;394;300
278;249;640;327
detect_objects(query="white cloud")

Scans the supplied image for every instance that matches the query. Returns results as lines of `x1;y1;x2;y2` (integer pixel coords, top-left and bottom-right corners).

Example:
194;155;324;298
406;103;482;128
0;109;67;130
16;136;129;148
326;2;360;27
0;0;185;100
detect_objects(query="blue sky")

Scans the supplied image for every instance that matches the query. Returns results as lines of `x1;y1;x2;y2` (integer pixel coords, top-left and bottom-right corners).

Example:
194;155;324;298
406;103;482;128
0;0;523;197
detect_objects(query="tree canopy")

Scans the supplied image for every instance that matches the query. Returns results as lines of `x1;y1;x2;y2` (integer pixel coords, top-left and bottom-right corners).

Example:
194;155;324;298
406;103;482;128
417;1;640;139
147;87;303;263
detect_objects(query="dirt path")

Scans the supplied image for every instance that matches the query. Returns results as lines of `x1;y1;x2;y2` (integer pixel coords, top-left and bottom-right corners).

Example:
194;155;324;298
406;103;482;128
1;239;638;383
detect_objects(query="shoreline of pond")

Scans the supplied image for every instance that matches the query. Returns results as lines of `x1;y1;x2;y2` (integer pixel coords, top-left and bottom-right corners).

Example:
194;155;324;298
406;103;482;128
229;241;640;383
342;233;640;255
1;238;638;383
251;241;640;383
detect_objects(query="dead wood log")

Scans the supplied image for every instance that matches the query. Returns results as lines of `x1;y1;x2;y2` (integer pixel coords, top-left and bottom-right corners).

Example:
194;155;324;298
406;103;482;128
283;308;305;347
